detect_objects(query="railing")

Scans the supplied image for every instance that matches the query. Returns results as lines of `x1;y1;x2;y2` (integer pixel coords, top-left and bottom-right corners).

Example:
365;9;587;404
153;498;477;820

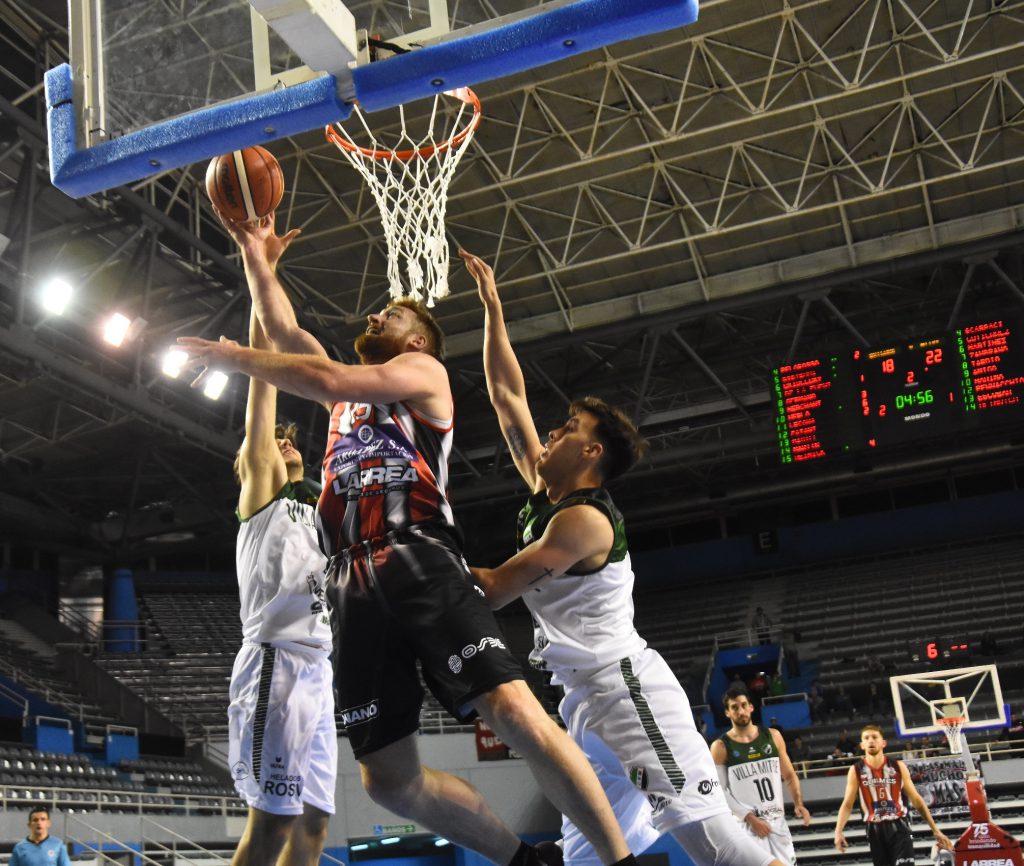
0;681;28;719
1;782;247;816
0;655;91;722
790;737;1024;779
140;815;232;865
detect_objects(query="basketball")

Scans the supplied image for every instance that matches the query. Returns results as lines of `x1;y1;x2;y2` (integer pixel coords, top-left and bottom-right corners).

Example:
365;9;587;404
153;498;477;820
205;146;284;223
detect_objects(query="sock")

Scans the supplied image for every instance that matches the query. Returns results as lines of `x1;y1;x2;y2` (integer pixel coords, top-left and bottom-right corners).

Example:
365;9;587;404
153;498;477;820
610;856;637;866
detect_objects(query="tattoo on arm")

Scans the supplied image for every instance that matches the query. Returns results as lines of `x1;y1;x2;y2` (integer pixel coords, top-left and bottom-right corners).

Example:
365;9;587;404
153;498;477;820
528;567;554;586
506;424;527;460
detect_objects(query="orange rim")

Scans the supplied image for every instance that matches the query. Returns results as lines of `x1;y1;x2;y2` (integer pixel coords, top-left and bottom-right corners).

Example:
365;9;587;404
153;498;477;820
326;87;482;161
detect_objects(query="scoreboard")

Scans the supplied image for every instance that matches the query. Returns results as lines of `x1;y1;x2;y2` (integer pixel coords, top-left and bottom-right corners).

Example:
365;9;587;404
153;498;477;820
773;317;1024;464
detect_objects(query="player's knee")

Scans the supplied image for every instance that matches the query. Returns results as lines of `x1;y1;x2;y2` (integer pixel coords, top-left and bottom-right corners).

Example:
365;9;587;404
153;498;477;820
249;810;295;845
478;681;549;742
361;765;421;815
296;808;329;845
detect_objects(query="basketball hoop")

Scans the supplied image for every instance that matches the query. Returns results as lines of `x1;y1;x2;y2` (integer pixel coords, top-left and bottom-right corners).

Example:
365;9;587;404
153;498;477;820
937;715;965;755
326;87;482;307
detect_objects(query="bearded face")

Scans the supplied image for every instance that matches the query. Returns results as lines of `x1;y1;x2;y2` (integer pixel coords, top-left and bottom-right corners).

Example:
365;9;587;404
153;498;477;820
354;331;403;364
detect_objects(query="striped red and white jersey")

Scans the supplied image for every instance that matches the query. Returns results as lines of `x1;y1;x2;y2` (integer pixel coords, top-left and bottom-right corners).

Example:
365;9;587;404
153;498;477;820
855;757;909;823
317;399;456;555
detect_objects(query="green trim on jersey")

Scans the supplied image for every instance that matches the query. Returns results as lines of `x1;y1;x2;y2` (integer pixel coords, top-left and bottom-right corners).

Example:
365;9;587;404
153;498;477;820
516;487;628;574
720;725;777;766
236;479;321;523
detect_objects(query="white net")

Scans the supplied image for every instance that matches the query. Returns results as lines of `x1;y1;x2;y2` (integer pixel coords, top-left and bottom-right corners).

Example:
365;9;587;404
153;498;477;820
327;88;481;307
937;716;964;754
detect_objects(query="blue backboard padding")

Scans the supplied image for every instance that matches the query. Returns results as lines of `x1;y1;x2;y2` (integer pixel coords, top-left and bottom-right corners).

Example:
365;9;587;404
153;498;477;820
353;0;699;112
46;0;698;196
45;64;352;198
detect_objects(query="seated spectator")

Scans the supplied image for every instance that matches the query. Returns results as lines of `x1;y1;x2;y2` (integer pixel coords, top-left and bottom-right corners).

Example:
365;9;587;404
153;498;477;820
789;735;809;766
866;654;885;676
809;687;826;723
835;728;857;756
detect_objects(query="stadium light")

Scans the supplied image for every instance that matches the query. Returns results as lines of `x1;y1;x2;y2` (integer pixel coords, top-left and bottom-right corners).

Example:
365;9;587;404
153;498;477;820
103;312;146;347
202;370;229;400
379;838;400;845
161;348;189;379
39;276;73;315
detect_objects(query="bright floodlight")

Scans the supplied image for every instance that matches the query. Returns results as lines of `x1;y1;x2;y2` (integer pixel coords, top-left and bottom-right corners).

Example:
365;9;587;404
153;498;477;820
434;839;451;848
103;312;132;346
161;348;189;379
379;838;400;846
39;277;73;315
202;370;229;400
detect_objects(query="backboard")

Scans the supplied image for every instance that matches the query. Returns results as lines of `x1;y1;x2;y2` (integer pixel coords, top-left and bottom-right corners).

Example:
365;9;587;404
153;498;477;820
46;0;701;197
890;664;1010;740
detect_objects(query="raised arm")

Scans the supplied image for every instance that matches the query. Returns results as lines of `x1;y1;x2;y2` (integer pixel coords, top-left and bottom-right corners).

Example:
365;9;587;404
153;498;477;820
834;764;860;852
217;209;328;360
460;250;544;491
178;336;451;420
899;761;953;850
237;309;289;520
470;505;613;609
770;727;812;825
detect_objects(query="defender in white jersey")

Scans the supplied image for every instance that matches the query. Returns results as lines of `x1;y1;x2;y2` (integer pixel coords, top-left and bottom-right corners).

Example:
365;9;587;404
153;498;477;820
711;686;811;865
464;250;785;866
227;308;335;866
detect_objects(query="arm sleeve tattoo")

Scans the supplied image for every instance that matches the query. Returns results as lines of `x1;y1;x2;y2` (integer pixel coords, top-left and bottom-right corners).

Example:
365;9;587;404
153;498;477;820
505;424;527;459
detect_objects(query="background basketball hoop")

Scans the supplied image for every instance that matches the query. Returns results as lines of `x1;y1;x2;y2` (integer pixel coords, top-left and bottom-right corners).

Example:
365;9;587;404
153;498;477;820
326;87;482;308
937;714;966;755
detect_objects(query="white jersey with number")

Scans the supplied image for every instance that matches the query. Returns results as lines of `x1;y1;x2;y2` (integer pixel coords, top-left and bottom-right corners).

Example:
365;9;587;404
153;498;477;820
721;729;786;821
235;483;331;645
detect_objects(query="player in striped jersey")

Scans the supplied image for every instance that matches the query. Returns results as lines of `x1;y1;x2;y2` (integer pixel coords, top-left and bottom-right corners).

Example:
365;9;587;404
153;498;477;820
183;212;642;866
834;725;952;866
464;249;786;866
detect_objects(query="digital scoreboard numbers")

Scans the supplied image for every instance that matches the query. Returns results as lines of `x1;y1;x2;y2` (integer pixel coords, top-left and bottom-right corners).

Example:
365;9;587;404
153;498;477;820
956;319;1024;414
858;338;959;447
772;356;857;463
772;315;1024;465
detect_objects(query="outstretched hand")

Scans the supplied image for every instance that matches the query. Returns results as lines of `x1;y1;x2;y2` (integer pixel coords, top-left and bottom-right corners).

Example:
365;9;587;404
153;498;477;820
459;249;499;307
176;335;243;388
214;208;301;270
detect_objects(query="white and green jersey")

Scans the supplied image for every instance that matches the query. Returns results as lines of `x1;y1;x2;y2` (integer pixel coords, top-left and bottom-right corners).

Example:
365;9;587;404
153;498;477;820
236;481;331;646
720;727;785;821
516;487;646;679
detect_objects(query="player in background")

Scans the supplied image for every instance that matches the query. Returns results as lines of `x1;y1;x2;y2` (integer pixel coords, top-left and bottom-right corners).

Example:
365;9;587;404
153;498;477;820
182;212;639;866
462;249;786;866
711;685;811;865
228;307;335;866
834;725;952;866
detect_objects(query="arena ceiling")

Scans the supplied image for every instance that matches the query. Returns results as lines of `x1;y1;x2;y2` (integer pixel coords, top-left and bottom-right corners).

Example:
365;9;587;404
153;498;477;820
1;0;1024;571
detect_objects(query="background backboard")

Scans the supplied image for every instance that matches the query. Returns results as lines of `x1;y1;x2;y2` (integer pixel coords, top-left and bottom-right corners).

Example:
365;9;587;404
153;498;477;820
891;664;1010;739
47;0;701;197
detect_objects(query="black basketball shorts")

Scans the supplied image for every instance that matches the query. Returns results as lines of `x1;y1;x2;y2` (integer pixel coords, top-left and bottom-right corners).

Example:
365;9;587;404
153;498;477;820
867;819;916;866
326;523;524;759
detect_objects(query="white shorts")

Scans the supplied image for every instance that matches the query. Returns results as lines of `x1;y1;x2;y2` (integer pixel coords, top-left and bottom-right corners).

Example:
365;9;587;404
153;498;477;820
738;815;796;865
557;648;732;866
228;642;337;816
